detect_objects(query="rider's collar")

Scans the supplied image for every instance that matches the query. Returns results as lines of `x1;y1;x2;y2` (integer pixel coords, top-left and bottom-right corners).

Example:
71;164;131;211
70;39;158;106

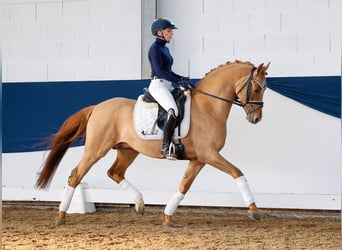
156;37;167;45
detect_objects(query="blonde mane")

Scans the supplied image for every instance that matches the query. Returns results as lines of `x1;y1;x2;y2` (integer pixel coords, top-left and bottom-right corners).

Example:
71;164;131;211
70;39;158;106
204;60;255;77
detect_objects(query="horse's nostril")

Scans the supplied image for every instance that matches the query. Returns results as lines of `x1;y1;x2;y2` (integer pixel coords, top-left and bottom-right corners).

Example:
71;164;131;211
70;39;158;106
254;117;261;123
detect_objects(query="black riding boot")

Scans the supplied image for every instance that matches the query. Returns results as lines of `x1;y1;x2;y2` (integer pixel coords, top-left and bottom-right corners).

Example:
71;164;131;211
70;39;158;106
161;109;177;160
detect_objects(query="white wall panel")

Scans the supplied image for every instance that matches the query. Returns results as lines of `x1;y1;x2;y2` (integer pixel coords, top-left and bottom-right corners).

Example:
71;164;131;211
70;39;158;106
330;0;342;8
218;13;250;34
172;36;203;77
158;0;341;77
2;22;21;41
203;36;234;58
234;34;265;56
197;15;219;37
4;0;340;82
279;55;315;76
78;62;106;80
264;0;297;11
185;54;222;79
2;0;141;82
203;0;233;15
35;42;61;61
250;12;281;33
48;21;103;41
1;3;10;22
106;58;140;80
296;0;329;9
264;33;297;56
61;41;88;61
89;0;120;20
8;42;35;62
47;61;78;81
314;54;341;76
330;33;342;54
234;0;266;12
22;23;48;41
89;38;137;62
63;1;90;20
281;10;340;33
9;3;36;23
36;2;62;22
297;32;330;55
157;0;203;18
7;63;47;82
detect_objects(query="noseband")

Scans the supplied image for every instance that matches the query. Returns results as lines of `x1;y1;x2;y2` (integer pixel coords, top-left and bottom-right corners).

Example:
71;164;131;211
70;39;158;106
192;67;266;115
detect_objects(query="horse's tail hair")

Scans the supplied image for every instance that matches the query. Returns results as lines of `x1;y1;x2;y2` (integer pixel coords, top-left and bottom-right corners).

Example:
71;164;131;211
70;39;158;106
35;105;95;190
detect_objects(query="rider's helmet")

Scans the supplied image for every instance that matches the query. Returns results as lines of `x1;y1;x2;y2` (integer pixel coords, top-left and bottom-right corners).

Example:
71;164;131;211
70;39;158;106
151;18;177;36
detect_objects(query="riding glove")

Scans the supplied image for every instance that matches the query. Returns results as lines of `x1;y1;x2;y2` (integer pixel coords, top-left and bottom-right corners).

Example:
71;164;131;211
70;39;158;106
178;77;193;90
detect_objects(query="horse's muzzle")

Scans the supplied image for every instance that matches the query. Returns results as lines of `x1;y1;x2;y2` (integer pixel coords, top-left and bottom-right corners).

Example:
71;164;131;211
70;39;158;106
247;113;262;124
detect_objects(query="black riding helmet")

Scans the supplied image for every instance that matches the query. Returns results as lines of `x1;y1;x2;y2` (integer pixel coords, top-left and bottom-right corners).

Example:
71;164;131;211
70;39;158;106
151;18;177;36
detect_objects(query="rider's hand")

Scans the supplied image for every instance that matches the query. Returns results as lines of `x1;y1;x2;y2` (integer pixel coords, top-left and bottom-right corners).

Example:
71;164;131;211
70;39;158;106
178;77;193;90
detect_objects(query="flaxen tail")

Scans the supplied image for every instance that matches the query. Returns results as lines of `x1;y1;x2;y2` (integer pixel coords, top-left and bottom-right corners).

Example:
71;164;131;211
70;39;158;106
35;106;95;189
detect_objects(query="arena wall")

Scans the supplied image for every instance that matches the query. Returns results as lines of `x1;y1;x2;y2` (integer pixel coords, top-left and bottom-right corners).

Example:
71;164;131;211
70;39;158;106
2;0;341;210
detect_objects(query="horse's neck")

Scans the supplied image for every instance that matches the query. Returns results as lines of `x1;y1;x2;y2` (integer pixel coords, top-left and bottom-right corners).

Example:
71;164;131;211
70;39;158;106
193;75;235;120
193;65;250;120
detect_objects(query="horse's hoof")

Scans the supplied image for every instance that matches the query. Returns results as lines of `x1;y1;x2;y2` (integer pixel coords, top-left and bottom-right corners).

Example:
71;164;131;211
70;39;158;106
55;217;65;226
135;199;145;215
163;221;174;228
248;210;261;221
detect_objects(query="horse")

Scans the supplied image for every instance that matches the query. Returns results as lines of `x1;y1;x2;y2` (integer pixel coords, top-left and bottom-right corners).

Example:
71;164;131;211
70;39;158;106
36;60;270;227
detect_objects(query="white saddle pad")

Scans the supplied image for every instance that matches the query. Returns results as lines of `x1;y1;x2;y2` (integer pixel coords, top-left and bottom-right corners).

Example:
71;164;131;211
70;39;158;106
133;93;191;140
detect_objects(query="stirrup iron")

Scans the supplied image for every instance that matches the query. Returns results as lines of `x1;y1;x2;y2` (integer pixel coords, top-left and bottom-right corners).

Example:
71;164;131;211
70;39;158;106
165;142;177;160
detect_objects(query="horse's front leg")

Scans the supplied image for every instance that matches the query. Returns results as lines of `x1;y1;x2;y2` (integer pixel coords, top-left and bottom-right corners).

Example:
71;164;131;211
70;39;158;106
163;160;205;228
204;152;260;221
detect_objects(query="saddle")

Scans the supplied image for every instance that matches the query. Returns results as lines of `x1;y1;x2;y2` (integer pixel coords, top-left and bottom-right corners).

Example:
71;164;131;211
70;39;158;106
137;87;189;160
142;87;187;133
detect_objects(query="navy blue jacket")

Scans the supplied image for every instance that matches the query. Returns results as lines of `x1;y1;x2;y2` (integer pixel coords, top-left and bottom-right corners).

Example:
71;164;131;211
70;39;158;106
148;38;182;83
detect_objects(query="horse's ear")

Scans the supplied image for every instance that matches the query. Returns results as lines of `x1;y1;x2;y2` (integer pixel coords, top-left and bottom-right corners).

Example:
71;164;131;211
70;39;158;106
256;62;271;75
256;63;264;75
264;62;271;72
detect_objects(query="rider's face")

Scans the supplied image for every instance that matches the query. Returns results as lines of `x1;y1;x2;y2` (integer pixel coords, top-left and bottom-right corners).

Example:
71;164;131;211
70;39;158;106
159;28;173;42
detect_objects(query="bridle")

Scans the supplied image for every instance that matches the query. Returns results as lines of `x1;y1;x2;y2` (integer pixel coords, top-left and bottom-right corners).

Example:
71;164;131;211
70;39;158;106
191;67;266;115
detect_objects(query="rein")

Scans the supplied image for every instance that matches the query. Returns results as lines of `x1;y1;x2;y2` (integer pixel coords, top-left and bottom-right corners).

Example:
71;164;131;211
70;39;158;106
191;67;265;114
191;88;244;106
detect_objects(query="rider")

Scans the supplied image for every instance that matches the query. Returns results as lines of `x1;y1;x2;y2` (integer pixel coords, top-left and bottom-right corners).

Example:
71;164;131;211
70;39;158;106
148;18;192;160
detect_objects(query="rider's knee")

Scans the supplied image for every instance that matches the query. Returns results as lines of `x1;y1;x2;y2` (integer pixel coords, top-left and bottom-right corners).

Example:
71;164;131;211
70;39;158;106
167;108;177;118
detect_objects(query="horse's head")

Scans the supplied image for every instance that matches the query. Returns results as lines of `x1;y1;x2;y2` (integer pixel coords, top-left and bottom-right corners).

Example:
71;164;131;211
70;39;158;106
236;62;270;124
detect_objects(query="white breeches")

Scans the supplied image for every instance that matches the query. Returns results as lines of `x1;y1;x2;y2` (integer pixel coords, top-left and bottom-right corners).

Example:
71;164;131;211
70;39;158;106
148;79;179;116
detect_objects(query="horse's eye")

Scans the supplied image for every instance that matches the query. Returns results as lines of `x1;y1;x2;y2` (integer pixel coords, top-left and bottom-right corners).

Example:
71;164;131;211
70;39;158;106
254;88;260;93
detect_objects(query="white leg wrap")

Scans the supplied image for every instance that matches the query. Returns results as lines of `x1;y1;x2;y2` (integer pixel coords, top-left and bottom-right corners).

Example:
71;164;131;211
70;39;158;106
59;186;75;212
236;176;255;206
164;191;185;216
119;179;143;202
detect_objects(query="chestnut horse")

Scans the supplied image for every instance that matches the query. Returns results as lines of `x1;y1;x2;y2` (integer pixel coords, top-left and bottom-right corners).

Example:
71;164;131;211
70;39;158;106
36;60;270;227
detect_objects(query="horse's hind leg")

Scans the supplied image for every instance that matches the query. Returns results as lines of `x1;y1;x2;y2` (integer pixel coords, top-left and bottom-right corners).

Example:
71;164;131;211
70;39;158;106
107;148;144;214
55;154;103;225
